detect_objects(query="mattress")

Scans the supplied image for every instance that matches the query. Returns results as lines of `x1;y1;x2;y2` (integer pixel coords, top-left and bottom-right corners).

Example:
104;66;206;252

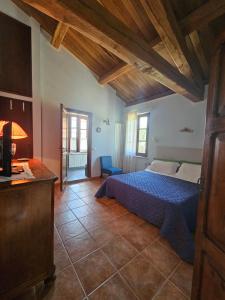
95;171;200;263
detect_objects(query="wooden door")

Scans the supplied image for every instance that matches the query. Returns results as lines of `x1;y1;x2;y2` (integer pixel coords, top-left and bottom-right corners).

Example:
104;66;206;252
192;43;225;299
66;108;92;179
60;104;68;191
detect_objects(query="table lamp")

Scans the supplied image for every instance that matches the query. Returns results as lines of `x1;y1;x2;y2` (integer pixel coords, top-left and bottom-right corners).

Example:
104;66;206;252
0;121;28;156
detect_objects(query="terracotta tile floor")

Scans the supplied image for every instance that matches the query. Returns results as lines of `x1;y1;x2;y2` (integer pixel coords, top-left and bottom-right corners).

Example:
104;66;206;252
15;179;193;300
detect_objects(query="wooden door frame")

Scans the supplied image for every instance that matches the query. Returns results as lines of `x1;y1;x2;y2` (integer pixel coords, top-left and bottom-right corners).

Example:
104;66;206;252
64;107;92;179
60;103;63;191
60;104;68;191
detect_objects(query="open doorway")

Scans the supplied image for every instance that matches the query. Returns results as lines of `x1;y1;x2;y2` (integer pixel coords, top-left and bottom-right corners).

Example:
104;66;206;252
60;105;92;189
67;111;90;181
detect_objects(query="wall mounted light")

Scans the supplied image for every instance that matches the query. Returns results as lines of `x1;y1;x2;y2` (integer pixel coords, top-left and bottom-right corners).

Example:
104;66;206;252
103;119;110;126
179;127;194;133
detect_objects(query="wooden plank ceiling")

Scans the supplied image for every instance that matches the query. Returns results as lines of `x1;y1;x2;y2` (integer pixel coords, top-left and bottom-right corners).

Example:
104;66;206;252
12;0;225;105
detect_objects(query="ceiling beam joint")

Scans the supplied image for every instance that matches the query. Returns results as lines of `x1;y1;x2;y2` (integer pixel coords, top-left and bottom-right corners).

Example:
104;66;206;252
140;0;203;89
51;21;69;49
99;62;133;85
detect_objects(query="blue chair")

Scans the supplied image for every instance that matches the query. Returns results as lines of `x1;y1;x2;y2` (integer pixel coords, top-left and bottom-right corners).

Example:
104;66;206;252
100;156;123;177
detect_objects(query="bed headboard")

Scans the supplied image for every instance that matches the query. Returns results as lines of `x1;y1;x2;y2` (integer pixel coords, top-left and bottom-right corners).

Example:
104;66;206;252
155;146;203;164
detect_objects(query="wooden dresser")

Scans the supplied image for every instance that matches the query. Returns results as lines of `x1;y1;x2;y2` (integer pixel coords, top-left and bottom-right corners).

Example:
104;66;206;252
0;160;57;299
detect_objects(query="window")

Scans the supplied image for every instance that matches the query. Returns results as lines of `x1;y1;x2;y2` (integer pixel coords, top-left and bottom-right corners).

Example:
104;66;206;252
69;114;88;153
136;113;150;157
79;117;88;152
70;116;77;152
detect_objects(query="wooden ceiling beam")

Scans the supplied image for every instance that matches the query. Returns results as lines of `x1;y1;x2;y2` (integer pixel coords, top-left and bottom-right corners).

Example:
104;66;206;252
12;0;57;34
99;39;173;86
51;21;69;49
21;0;203;102
122;0;153;41
126;90;174;106
18;0;225;87
140;0;203;88
99;62;133;85
181;0;225;35
138;0;225;45
89;0;225;85
12;0;166;104
188;31;209;80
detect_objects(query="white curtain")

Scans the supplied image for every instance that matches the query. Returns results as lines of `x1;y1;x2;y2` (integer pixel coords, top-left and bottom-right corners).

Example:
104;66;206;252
114;123;124;168
123;111;137;173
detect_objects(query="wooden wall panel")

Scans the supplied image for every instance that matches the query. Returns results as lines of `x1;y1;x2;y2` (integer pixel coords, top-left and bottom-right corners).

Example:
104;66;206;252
200;255;225;300
0;12;32;97
216;45;225;116
206;133;225;252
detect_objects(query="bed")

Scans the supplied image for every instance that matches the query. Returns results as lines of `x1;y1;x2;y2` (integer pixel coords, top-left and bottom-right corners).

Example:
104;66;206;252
95;170;200;263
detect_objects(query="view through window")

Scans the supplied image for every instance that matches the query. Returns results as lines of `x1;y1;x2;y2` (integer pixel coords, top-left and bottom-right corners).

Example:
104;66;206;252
70;114;88;153
136;113;150;157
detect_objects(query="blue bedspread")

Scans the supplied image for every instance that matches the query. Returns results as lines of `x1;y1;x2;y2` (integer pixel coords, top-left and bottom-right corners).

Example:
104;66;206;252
95;171;200;263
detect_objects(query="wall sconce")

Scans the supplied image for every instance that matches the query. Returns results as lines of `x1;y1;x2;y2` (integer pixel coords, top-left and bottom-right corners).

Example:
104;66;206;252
179;127;194;133
103;119;110;126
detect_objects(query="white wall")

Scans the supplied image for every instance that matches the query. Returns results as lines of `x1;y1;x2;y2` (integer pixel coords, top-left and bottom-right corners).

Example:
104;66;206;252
40;34;124;178
126;93;207;170
0;0;42;159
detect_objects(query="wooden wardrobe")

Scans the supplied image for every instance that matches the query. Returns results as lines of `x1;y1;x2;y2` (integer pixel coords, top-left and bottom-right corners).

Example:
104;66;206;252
192;41;225;299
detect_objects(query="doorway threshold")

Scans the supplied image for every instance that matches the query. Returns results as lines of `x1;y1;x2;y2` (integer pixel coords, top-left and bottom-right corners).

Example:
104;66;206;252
67;177;91;185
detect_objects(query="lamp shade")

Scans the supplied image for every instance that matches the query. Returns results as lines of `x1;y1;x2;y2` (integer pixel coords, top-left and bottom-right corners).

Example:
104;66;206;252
0;121;28;140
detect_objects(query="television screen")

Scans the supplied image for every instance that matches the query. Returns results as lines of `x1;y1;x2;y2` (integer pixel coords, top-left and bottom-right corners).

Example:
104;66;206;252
0;122;12;177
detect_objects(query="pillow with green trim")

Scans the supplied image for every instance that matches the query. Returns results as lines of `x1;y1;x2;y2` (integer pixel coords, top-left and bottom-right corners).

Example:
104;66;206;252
175;163;201;183
145;160;180;175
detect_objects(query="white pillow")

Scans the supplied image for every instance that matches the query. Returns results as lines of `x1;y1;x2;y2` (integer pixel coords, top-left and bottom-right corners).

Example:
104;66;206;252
145;160;180;175
175;163;201;183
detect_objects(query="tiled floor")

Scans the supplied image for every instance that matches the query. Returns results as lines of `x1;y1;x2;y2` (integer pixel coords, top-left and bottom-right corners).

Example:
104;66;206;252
67;168;87;182
15;179;193;300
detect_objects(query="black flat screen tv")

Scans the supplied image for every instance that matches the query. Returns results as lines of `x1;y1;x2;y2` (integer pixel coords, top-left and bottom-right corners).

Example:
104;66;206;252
0;122;12;177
